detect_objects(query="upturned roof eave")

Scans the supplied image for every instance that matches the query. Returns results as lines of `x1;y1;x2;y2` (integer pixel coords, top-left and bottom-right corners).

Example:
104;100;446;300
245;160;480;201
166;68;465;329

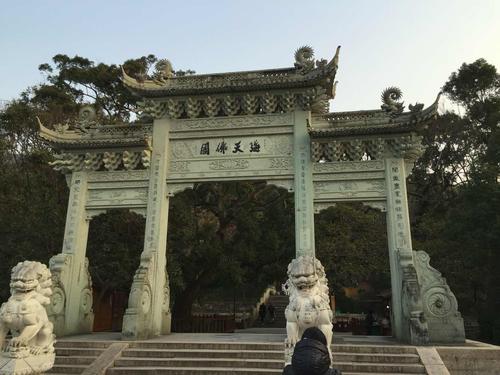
309;93;441;138
38;118;151;151
122;77;328;98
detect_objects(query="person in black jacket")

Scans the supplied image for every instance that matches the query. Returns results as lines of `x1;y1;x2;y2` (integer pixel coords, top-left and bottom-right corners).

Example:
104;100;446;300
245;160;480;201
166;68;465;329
283;327;341;375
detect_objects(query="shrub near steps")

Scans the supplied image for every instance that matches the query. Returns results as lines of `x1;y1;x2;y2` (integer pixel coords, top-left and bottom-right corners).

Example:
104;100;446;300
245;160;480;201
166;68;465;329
107;341;427;375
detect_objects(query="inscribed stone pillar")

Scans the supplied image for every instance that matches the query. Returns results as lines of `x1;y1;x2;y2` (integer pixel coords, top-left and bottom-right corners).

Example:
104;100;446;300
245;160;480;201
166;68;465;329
293;110;316;258
385;157;414;341
48;171;94;336
122;117;171;339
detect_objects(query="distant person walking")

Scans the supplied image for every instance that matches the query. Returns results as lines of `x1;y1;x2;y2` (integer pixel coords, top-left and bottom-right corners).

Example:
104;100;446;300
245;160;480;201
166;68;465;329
259;303;267;324
381;315;390;336
365;310;375;335
268;303;276;322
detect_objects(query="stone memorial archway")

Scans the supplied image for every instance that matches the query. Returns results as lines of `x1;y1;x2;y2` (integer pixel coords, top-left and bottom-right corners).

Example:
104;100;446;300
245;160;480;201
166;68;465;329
39;45;465;344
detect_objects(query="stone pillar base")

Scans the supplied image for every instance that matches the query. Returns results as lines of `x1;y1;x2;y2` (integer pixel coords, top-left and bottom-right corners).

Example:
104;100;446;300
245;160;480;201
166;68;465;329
0;353;55;375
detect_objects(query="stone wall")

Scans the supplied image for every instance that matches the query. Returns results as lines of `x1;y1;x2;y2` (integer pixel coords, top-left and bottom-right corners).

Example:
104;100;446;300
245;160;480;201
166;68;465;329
437;346;500;374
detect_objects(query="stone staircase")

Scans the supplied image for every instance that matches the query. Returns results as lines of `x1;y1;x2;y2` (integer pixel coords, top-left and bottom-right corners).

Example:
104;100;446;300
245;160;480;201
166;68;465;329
256;294;289;328
48;339;428;374
47;340;112;374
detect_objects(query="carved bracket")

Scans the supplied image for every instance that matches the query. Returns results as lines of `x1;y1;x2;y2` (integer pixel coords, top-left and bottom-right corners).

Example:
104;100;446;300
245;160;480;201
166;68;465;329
311;135;424;162
50;150;151;174
138;88;327;120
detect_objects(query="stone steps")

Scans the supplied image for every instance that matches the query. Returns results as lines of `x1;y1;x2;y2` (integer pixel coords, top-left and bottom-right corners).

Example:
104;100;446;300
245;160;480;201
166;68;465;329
107;368;424;375
46;341;112;375
47;364;89;374
121;348;420;363
48;340;427;375
123;348;284;359
55;355;96;365
111;358;425;373
114;357;284;369
108;367;282;375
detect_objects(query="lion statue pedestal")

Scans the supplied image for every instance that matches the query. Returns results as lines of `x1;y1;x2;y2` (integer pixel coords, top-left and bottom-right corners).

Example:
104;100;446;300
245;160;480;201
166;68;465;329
283;256;334;365
0;261;55;375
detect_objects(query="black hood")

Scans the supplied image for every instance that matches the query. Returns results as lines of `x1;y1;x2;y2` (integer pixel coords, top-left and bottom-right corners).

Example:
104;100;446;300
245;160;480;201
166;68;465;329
291;338;331;375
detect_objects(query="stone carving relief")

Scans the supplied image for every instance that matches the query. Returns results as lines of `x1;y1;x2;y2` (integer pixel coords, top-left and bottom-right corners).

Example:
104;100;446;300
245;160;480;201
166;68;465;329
122;256;155;339
269;158;292;170
369;180;386;192
283;256;333;365
0;261;55;374
46;254;70;335
87;188;148;207
170;141;195;159
87;170;149;182
208;160;249;170
161;271;171;334
401;264;430;345
269;135;293;156
413;250;465;343
169;161;190;173
102;152;122;171
79;259;93;332
313;160;384;173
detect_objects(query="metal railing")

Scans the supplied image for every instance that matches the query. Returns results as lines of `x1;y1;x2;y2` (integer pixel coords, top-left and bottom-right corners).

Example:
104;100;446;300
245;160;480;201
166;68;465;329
172;314;236;333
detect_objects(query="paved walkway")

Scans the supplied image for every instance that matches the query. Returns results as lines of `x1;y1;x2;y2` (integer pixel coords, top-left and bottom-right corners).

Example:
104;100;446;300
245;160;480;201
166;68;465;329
57;328;490;347
58;329;401;345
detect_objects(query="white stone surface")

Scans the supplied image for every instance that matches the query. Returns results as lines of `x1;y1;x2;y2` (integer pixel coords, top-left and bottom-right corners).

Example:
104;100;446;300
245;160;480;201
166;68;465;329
283;256;333;364
122;117;171;339
0;261;55;374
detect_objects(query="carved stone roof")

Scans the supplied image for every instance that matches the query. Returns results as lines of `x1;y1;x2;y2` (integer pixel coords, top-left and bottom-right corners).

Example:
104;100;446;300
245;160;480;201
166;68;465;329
122;47;340;99
38;118;151;151
309;94;440;138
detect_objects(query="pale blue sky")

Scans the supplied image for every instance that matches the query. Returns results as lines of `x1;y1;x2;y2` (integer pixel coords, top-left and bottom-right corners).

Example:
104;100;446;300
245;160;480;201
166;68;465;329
1;0;499;111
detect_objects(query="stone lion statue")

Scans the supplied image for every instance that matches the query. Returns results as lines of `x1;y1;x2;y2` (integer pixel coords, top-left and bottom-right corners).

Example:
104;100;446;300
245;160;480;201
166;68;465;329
0;261;55;374
283;256;333;363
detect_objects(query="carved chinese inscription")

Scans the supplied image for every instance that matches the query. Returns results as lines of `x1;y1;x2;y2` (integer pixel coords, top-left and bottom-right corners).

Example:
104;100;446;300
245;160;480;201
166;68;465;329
388;160;410;250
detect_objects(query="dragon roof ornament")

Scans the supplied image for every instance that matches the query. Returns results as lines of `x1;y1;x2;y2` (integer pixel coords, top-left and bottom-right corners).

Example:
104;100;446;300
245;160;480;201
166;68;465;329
121;46;341;99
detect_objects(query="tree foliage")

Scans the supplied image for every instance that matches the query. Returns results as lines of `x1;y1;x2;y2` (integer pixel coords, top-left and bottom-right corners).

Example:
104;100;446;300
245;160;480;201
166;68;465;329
315;203;390;294
167;182;294;318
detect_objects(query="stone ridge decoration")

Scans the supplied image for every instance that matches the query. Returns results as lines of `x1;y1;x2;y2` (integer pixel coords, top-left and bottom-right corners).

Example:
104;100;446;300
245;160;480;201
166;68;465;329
0;261;55;375
121;46;340;98
381;87;405;116
38;43;465;346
